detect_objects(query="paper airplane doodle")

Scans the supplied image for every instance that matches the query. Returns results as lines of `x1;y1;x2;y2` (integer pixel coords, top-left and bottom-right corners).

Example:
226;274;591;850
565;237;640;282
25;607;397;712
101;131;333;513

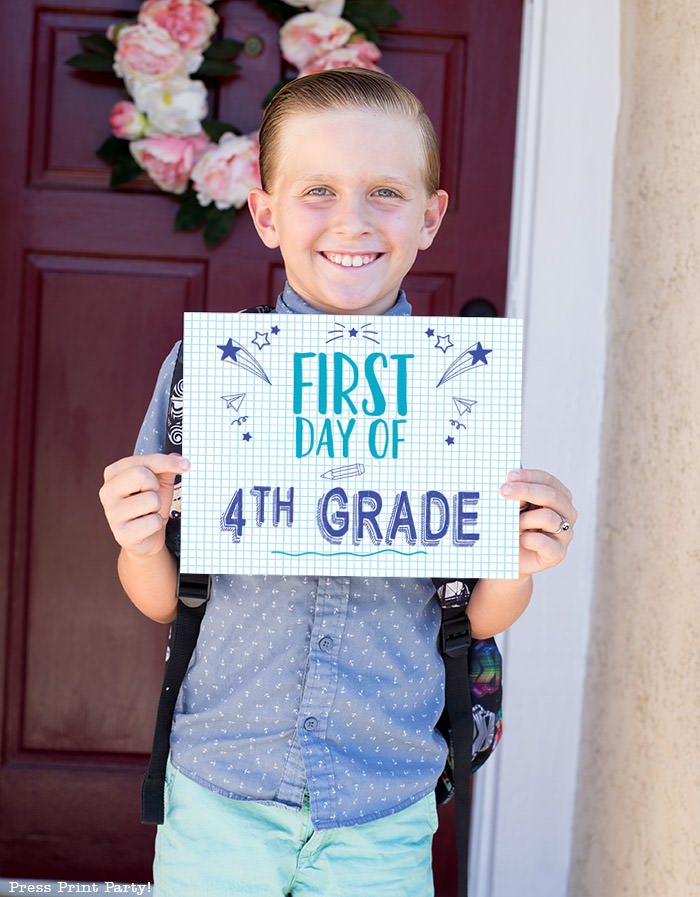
221;393;246;412
453;397;477;416
217;339;271;385
436;342;492;388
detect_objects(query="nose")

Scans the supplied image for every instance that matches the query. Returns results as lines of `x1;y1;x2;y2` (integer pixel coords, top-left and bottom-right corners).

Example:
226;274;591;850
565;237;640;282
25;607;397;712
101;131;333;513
331;193;372;237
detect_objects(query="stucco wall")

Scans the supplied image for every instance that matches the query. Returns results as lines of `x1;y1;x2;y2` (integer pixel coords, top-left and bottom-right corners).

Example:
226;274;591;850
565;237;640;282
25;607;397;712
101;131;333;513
568;2;700;894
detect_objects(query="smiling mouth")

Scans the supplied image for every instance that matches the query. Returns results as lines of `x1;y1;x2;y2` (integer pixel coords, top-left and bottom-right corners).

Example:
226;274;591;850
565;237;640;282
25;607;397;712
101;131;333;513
323;252;380;268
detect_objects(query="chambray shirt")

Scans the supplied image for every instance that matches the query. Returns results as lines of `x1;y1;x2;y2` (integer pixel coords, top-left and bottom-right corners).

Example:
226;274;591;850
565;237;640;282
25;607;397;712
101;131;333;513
135;285;448;829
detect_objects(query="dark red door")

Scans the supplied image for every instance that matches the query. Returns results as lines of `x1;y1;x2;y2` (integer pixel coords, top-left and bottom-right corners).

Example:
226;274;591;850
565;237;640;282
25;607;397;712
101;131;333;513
0;1;522;890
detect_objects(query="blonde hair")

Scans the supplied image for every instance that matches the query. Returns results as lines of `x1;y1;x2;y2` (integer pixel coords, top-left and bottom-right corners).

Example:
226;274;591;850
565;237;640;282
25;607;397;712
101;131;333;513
258;68;441;195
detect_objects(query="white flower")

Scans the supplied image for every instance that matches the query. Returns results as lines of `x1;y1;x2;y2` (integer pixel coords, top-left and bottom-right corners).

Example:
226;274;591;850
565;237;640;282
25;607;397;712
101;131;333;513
131;77;208;137
283;0;345;15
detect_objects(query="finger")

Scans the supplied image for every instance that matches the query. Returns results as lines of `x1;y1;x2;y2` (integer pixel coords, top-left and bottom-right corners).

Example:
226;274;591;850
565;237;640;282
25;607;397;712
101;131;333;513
100;466;161;510
117;513;169;553
507;469;573;503
519;506;574;537
103;490;165;530
103;453;189;484
503;479;577;525
520;530;568;568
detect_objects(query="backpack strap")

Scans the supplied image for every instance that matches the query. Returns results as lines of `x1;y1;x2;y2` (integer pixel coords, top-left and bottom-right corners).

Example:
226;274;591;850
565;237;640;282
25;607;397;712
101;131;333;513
141;304;273;825
433;578;476;897
141;573;210;823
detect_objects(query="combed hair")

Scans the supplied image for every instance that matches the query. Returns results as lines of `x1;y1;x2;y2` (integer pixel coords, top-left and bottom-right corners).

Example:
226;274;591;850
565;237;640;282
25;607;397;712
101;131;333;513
258;68;441;195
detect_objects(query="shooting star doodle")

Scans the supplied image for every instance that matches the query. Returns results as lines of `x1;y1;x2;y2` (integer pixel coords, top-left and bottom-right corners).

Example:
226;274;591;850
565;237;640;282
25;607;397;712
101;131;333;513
436;342;492;388
217;339;271;385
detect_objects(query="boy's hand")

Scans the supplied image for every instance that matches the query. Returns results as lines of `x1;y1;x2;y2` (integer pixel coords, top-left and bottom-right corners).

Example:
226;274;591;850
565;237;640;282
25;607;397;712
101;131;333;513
99;453;190;558
500;469;577;576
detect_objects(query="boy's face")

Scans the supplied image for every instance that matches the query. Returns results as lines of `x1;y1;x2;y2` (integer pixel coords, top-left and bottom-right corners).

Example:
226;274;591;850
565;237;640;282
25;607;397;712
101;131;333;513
248;108;448;315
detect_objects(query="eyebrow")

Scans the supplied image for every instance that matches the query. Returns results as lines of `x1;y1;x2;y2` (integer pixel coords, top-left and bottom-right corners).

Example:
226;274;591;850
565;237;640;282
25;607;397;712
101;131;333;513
295;173;416;186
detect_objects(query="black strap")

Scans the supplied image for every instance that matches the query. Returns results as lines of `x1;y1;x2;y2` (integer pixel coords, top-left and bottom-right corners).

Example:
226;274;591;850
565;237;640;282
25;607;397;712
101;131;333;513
441;604;473;897
141;574;210;824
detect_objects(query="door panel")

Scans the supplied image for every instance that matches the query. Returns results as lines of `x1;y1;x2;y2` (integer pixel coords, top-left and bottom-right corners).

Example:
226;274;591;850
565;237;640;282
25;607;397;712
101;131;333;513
1;1;522;889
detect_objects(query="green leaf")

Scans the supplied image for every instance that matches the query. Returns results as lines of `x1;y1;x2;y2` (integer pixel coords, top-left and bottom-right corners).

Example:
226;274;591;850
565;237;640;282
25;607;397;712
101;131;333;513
204;206;236;248
195;59;241;77
261;77;296;109
174;190;209;231
202;119;242;141
65;52;115;73
343;0;401;29
204;38;244;60
97;136;131;164
78;33;116;58
255;0;298;23
109;155;143;187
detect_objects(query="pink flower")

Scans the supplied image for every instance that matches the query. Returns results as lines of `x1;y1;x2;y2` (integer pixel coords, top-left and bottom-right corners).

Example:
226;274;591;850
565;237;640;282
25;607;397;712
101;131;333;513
298;39;383;75
114;23;189;82
191;133;261;209
138;0;219;54
109;100;147;139
130;132;209;193
279;13;355;71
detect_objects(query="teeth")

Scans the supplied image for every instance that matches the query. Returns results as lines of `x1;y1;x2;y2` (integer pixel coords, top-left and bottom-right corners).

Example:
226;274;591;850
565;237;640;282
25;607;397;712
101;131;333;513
326;253;376;268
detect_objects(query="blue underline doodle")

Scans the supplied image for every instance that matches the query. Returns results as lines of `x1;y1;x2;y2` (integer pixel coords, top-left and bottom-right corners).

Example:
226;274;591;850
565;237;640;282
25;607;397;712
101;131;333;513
271;549;429;558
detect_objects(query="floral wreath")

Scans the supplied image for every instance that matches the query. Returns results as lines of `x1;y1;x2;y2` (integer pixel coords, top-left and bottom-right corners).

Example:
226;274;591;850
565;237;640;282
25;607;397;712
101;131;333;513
68;0;400;247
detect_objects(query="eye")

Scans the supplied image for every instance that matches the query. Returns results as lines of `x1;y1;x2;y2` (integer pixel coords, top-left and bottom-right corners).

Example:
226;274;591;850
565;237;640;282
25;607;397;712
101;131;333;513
305;186;332;197
374;187;401;199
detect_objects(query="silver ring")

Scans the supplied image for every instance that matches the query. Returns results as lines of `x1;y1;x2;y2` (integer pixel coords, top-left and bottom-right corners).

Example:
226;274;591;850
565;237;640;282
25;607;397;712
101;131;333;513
553;516;570;535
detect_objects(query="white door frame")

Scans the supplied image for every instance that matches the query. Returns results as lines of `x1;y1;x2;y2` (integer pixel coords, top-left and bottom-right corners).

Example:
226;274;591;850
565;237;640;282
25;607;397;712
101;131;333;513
470;1;620;895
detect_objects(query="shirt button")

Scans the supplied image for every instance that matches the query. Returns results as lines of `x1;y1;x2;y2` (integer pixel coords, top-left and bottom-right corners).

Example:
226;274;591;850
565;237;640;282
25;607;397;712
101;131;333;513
303;717;319;732
318;636;334;653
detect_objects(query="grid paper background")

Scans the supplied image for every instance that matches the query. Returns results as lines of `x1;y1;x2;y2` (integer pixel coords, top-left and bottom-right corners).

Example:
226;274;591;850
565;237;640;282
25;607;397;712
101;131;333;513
181;313;523;578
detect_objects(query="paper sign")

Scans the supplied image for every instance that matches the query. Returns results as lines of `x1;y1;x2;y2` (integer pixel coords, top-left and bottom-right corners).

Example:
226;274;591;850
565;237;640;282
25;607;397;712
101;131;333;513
181;313;523;579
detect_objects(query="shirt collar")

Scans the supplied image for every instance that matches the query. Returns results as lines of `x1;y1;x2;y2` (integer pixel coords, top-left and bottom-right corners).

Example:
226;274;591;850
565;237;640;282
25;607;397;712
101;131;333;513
276;282;412;317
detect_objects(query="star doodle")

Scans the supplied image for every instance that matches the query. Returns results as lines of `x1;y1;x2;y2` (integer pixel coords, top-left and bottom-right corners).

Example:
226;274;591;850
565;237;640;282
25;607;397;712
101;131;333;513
218;339;241;361
445;436;455;446
348;328;358;337
252;331;270;350
242;432;252;442
425;328;435;338
435;334;454;354
468;342;492;366
271;325;280;335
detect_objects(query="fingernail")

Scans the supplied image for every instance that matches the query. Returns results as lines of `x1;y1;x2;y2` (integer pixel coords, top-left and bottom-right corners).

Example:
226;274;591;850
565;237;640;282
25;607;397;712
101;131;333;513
178;458;190;471
508;470;522;481
501;484;513;495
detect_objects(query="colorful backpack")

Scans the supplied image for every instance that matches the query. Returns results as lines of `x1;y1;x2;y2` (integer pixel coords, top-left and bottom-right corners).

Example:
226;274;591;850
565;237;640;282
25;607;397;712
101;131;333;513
141;306;503;897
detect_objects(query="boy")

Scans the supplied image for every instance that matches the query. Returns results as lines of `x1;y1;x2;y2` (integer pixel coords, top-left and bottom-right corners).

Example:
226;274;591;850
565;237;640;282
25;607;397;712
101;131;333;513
100;69;576;896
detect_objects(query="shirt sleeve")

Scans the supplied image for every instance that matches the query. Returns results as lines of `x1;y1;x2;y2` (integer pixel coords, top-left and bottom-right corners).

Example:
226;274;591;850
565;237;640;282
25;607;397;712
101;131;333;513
134;341;181;455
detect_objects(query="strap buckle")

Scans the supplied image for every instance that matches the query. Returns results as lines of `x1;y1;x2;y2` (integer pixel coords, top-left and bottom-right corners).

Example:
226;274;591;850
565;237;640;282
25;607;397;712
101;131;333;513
440;609;472;658
177;572;211;608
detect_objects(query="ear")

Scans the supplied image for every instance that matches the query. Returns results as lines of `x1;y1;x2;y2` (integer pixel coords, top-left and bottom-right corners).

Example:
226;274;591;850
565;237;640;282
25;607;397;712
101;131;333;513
248;187;280;249
418;189;449;251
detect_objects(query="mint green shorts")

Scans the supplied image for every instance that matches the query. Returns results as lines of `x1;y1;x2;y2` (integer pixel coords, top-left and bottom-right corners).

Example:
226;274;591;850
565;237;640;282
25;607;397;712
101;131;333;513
154;761;439;897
